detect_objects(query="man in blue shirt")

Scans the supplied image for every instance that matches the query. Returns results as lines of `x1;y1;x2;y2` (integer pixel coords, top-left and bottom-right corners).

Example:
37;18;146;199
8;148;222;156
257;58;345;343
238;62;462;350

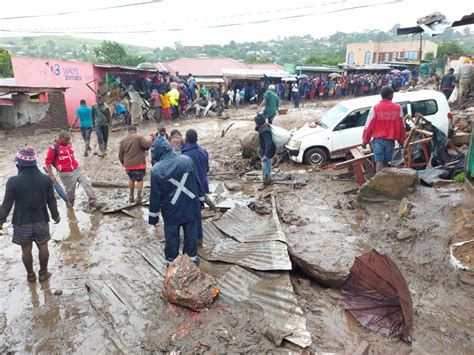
71;99;93;156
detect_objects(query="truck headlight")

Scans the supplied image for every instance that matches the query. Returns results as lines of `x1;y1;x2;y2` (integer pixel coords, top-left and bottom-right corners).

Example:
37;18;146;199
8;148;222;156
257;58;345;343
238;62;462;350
286;140;301;150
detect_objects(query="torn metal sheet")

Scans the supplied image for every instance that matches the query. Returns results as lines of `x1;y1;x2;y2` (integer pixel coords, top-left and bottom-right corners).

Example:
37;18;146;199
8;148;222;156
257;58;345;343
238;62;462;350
199;222;292;271
213;198;286;243
218;265;312;348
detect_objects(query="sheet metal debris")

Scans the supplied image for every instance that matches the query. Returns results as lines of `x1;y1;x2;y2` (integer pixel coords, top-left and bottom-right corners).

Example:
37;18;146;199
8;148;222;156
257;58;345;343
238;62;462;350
199;222;292;271
342;249;413;343
212;197;286;243
218;265;312;348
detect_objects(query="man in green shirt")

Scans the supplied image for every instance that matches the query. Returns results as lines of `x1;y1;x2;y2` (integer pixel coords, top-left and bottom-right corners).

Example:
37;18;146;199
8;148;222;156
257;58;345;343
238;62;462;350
257;84;279;124
92;96;112;157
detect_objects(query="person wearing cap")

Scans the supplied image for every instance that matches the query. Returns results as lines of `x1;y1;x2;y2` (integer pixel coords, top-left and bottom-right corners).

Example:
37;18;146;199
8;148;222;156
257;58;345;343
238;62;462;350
0;146;60;283
257;84;279;124
45;130;100;208
255;114;276;190
440;68;456;100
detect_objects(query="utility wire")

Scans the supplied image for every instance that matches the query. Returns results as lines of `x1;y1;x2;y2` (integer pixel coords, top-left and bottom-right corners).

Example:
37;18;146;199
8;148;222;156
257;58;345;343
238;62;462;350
0;1;162;21
0;0;402;34
1;0;349;32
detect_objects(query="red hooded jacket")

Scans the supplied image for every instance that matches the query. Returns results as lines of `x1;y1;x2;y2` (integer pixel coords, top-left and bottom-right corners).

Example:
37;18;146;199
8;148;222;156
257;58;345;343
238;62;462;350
363;99;406;145
45;140;79;172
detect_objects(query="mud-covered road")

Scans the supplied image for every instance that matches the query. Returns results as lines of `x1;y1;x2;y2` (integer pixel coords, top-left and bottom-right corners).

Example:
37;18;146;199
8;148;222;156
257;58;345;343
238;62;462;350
0;101;472;353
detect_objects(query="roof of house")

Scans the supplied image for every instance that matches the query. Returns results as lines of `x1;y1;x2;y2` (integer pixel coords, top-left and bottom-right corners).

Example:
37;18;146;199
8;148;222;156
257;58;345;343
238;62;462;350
246;63;284;71
165;57;248;77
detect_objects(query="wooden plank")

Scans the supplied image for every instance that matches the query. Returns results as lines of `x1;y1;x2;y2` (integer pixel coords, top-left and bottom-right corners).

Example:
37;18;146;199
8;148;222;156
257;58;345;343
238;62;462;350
349;147;365;159
408;137;432;146
334;153;375;168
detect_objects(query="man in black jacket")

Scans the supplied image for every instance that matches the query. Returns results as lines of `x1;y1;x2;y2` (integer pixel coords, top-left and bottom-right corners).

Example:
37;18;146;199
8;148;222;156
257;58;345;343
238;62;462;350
255;114;276;191
0;147;60;283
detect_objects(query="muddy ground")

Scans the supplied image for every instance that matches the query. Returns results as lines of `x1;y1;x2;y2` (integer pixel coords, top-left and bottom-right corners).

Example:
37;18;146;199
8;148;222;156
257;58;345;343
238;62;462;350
0;100;473;353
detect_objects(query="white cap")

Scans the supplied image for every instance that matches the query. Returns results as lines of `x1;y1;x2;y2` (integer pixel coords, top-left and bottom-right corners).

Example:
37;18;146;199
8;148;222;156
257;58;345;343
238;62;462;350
268;84;275;91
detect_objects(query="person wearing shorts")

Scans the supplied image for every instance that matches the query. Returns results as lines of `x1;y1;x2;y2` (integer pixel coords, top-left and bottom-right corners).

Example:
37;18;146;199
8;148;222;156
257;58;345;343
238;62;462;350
0;146;60;283
119;125;152;203
362;86;407;172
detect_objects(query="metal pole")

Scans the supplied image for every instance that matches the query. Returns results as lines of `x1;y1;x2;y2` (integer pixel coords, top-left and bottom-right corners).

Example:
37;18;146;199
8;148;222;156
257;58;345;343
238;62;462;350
419;33;423;72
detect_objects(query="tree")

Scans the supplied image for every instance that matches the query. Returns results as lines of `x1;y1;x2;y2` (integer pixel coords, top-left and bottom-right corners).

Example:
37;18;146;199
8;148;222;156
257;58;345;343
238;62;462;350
94;41;129;64
436;41;465;59
93;41;147;66
424;51;435;60
0;48;13;78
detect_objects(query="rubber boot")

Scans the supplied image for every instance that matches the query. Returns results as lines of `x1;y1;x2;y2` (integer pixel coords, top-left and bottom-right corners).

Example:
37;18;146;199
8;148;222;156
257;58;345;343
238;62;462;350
84;142;89;157
129;191;135;203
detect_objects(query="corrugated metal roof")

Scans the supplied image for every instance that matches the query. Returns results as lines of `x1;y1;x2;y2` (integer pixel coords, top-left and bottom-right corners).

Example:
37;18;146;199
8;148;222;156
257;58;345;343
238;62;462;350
200;222;292;271
166;57;248;77
247;63;284;71
0;85;68;93
218;265;312;348
194;76;225;83
296;65;343;73
222;68;289;80
213;204;287;243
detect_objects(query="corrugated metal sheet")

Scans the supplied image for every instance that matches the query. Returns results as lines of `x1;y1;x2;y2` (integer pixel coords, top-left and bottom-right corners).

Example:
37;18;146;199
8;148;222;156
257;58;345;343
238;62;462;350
200;222;291;271
212;202;287;243
218;265;312;348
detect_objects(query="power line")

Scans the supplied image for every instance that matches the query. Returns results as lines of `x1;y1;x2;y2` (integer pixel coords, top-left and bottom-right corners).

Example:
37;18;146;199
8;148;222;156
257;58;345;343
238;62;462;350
0;0;349;32
0;0;403;34
0;1;162;21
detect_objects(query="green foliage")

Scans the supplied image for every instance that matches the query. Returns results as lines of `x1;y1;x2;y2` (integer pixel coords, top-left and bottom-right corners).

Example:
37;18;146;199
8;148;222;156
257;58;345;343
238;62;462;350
436;42;465;59
0;48;13;78
93;41;148;66
305;53;343;66
424;51;435;60
453;172;465;185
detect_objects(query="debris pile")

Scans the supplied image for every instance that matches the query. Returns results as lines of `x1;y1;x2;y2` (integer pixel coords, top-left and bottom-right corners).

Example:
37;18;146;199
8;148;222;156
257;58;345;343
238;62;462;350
163;255;219;312
358;168;419;201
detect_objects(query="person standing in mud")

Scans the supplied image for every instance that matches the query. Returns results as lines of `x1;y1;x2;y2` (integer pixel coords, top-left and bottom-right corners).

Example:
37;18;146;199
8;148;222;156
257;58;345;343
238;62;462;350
255;114;276;191
45;131;101;208
118;126;152;203
92;96;112;156
256;84;279;124
148;137;204;266
0;147;60;283
181;129;209;245
362;86;406;172
71;99;93;156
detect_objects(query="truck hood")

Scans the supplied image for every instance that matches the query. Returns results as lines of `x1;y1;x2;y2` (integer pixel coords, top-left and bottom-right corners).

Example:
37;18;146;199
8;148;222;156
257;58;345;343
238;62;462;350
290;123;327;141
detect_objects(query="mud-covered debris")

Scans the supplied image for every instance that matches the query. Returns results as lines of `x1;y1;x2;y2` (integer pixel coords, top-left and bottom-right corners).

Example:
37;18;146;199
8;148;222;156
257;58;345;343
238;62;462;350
163;255;219;312
262;325;293;346
240;131;259;159
358;168;418;201
53;289;63;296
398;197;413;219
224;182;243;191
248;200;272;215
277;207;309;226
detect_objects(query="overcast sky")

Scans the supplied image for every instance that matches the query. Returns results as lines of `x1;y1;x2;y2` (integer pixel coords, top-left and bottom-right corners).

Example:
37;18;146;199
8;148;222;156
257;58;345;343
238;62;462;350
0;0;471;47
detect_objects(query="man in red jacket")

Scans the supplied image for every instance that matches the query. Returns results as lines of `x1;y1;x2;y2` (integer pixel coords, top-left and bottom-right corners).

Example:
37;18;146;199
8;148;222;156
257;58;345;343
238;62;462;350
45;131;99;208
362;86;407;172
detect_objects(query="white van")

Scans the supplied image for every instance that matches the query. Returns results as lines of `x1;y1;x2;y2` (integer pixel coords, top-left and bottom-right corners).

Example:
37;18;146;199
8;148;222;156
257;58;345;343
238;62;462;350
286;90;452;165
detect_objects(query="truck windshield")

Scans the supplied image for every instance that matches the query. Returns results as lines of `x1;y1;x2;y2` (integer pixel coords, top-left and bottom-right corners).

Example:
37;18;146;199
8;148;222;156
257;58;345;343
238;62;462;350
320;104;349;128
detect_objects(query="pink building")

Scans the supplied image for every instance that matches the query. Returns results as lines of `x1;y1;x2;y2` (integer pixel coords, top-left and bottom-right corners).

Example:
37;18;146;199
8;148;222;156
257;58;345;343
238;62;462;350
12;57;98;125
